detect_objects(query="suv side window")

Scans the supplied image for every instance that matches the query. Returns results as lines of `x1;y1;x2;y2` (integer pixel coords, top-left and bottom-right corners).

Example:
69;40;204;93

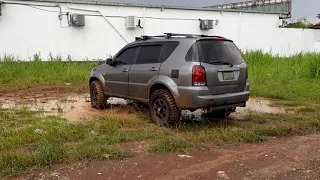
162;42;179;62
135;45;163;64
185;43;199;62
115;47;138;65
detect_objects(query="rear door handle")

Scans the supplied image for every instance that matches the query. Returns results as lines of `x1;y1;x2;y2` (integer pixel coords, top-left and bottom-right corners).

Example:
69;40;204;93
122;68;129;72
150;67;159;72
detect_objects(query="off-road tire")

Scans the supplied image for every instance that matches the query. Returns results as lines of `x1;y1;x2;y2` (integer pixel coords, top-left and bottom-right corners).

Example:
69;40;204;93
90;80;107;109
149;89;181;127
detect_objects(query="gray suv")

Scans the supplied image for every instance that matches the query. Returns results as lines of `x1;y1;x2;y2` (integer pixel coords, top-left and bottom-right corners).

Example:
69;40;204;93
90;33;249;127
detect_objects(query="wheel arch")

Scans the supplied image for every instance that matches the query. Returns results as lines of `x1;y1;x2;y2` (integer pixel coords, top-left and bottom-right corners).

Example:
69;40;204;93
148;75;181;107
89;73;106;91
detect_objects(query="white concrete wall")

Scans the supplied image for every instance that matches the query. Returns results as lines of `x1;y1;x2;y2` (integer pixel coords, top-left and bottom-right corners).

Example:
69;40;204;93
0;0;319;60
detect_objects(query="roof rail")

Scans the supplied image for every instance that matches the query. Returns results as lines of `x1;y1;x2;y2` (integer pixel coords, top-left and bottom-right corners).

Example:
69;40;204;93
135;33;226;41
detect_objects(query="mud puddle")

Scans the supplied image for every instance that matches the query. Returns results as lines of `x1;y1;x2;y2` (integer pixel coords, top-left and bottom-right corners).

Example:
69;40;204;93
0;93;127;121
0;92;286;122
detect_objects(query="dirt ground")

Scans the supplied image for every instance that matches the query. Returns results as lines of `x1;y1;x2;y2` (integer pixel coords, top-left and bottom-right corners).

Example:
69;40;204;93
1;88;319;180
13;135;320;180
0;88;284;122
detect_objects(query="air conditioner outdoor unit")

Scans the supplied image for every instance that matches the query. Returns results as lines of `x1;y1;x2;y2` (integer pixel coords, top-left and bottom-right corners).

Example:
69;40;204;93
125;16;138;29
71;14;85;27
200;19;214;30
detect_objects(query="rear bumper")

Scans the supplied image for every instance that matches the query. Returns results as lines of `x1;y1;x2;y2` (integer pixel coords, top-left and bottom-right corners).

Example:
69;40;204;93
176;83;250;110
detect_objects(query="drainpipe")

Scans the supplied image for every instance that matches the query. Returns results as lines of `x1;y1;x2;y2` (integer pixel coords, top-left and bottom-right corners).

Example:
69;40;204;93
142;7;146;36
67;3;128;43
238;12;242;49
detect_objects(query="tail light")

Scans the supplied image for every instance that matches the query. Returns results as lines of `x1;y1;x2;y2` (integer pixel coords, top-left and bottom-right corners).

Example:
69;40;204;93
192;65;206;86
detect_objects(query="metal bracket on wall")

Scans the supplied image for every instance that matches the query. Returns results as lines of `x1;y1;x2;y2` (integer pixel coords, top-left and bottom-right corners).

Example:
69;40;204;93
0;2;3;16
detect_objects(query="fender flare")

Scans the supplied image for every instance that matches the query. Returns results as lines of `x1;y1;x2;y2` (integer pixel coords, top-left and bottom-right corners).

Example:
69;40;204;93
148;75;181;107
89;72;107;92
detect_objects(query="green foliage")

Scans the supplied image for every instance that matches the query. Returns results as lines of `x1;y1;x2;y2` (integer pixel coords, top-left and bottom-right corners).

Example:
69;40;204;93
0;55;103;92
245;51;320;102
0;112;140;177
1;102;320;177
283;19;313;29
1;52;320;102
1;52;320;177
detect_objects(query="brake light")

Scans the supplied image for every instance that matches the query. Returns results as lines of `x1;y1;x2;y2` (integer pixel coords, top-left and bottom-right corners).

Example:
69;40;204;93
192;65;206;86
212;37;226;41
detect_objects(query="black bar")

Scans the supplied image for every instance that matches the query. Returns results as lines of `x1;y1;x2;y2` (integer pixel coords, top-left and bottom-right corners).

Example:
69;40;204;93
164;33;195;38
0;2;3;16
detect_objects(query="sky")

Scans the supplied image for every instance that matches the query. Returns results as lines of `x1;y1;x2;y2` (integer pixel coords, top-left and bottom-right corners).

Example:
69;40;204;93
97;0;319;22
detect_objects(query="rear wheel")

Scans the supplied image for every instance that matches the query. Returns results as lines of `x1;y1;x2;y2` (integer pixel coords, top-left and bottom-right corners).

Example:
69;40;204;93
149;89;181;127
90;80;107;109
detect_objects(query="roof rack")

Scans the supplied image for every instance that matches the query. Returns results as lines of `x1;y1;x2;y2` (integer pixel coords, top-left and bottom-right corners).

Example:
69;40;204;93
164;33;225;39
164;33;194;38
135;35;165;41
135;33;226;41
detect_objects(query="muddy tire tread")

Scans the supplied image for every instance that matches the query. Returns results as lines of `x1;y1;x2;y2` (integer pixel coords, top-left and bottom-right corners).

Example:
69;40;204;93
91;80;107;109
149;89;181;127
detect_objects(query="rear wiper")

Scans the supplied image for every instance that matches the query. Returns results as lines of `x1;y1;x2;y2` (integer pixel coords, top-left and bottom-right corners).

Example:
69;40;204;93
209;61;233;67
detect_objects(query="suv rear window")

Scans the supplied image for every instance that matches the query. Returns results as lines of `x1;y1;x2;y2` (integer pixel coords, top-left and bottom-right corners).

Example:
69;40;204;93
185;40;243;65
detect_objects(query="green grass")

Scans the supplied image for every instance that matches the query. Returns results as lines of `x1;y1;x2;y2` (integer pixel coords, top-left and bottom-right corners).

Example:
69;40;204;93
1;52;320;102
245;51;320;102
1;52;320;177
1;104;319;177
0;54;102;92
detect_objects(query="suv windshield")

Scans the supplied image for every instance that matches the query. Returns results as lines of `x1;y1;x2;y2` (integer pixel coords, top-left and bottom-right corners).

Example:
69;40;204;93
192;40;243;65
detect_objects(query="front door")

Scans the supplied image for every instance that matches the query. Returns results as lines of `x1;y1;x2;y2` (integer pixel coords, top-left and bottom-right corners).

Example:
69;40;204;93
129;44;163;99
105;47;138;96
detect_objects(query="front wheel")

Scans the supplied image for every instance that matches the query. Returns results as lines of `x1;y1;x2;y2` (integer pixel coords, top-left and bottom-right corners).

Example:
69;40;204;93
149;89;181;127
90;80;108;109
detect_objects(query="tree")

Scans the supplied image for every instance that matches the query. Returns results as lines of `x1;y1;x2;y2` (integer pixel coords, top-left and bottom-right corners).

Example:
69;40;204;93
283;18;313;29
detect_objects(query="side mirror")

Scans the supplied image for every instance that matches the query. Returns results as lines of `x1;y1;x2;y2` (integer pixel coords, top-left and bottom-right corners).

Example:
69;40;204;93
106;58;113;65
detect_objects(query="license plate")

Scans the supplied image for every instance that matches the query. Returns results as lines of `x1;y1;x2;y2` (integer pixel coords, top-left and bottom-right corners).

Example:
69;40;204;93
223;72;234;80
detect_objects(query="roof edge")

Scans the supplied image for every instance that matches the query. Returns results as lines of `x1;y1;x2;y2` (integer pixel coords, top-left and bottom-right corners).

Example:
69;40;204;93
7;0;282;15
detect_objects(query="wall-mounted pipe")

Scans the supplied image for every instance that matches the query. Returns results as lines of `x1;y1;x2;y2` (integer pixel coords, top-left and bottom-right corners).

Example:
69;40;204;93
142;7;146;36
3;1;62;14
67;3;128;43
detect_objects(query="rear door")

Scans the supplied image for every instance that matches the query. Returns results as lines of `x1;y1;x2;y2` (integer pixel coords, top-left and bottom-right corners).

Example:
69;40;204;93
198;39;247;95
129;43;164;99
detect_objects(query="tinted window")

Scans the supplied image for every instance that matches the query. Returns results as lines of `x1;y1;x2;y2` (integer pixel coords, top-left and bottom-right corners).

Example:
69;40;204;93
115;47;137;65
185;43;199;62
198;40;243;65
162;42;179;62
136;45;162;64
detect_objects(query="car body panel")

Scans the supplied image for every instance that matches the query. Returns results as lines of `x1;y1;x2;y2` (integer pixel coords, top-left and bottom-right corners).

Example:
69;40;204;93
129;63;161;99
90;35;250;111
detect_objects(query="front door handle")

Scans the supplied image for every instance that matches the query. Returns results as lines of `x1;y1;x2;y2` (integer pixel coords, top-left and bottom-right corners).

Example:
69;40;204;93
122;68;129;72
150;67;159;72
